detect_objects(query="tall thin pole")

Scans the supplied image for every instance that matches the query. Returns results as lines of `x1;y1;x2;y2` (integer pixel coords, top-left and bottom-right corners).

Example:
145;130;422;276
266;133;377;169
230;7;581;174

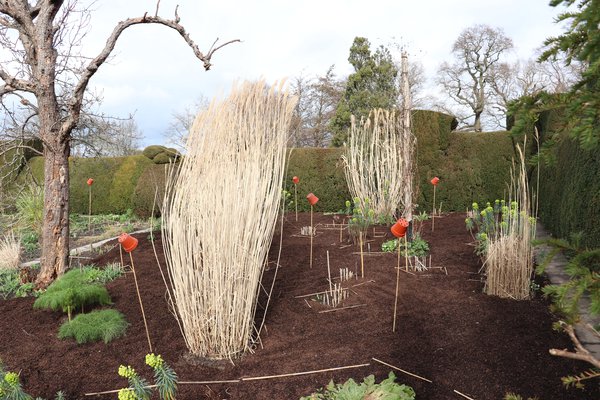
130;252;153;353
393;238;401;332
432;185;436;232
309;204;314;268
294;184;298;222
88;185;92;232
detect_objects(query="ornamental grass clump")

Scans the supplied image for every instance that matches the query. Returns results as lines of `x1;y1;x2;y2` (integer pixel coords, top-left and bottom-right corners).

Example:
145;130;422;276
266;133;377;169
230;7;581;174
480;145;536;300
162;80;297;360
0;232;20;271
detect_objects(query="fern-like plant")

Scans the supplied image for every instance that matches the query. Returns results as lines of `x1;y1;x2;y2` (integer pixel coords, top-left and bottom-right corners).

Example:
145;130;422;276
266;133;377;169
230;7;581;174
58;309;128;344
300;372;415;400
33;269;112;320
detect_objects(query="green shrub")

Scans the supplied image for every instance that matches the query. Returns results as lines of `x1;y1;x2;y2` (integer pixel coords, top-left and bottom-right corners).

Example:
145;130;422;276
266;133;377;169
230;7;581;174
300;372;415;400
58;309;128;344
143;145;166;160
0;269;35;300
33;269;112;320
132;163;172;218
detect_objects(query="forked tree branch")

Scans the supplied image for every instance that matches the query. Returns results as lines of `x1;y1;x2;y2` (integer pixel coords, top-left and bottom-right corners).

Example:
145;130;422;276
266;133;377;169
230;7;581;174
549;322;600;369
65;11;240;134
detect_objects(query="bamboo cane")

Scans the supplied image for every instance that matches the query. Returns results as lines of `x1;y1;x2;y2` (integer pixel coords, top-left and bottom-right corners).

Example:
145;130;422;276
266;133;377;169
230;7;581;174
310;204;314;268
326;250;332;292
294;184;298;222
88;185;92;232
432;185;436;231
119;244;124;269
393;238;401;332
359;231;365;278
405;235;409;272
130;252;153;353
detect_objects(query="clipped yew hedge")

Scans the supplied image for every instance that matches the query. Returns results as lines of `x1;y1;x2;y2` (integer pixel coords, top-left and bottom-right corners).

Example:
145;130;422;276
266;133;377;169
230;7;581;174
534;109;600;248
24;155;153;215
15;110;516;217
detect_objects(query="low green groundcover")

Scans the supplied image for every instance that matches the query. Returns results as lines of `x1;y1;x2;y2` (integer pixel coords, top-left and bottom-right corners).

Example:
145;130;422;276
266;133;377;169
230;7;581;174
58;309;128;344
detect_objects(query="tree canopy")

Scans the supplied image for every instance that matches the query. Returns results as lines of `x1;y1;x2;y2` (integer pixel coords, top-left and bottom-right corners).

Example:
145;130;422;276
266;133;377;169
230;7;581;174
330;37;398;146
540;0;600;149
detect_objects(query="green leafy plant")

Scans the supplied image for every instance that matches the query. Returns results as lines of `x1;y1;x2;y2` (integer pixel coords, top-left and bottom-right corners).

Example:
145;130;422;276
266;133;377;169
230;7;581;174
504;393;538;400
0;368;32;400
33;269;112;321
117;354;178;400
347;197;376;238
79;264;124;284
58;309;128;344
19;230;39;254
381;234;430;257
0;269;34;300
300;372;415;400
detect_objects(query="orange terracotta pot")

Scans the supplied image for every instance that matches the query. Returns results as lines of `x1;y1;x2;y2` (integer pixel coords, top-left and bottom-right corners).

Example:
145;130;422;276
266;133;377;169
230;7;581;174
391;218;409;238
292;176;299;184
87;178;94;186
118;233;138;253
306;193;319;206
430;176;440;186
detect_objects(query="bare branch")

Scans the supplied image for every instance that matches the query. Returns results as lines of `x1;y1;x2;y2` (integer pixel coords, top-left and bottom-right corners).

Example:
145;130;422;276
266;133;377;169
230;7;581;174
64;13;240;133
549;322;600;369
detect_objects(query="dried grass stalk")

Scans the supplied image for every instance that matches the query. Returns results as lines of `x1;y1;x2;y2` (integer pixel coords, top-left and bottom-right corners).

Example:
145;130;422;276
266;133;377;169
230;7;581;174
162;80;297;360
0;232;20;271
343;109;411;219
483;145;534;300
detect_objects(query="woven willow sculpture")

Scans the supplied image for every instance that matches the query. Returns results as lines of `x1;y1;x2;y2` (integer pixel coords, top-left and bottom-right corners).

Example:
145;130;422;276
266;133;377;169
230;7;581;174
343;108;415;219
162;81;297;359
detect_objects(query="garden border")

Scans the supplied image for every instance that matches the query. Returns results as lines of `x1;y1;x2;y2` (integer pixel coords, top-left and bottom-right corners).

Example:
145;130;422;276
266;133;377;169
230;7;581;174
534;223;600;360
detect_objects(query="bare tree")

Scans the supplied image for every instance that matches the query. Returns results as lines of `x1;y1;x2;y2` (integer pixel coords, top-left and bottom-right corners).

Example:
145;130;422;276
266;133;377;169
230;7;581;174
437;24;513;131
289;66;344;147
163;95;210;151
71;118;142;157
0;0;238;286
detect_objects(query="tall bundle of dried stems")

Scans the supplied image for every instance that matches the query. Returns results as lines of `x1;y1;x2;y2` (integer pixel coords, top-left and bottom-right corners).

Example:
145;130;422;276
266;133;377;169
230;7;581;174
0;232;20;271
483;145;535;300
162;81;297;360
343;108;414;219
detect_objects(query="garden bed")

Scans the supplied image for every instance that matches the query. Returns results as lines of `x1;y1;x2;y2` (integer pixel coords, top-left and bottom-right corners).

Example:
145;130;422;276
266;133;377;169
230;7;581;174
0;212;597;399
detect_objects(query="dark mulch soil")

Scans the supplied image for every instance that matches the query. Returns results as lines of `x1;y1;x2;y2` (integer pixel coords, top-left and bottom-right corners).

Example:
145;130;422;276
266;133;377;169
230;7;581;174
1;212;598;399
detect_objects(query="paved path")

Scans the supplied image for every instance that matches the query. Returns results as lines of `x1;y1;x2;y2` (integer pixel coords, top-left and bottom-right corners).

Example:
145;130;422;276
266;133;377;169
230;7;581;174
534;223;600;360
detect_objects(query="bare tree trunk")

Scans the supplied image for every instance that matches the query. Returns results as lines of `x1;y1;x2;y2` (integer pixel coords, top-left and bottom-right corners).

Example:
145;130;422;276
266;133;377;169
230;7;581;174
474;111;482;132
37;138;70;287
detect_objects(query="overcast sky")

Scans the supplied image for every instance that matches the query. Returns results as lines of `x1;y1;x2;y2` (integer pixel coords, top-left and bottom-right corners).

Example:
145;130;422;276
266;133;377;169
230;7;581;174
84;0;570;147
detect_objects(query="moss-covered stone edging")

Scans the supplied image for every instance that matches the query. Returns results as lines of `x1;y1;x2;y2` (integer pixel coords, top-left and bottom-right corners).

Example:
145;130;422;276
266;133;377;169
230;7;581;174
534;222;600;360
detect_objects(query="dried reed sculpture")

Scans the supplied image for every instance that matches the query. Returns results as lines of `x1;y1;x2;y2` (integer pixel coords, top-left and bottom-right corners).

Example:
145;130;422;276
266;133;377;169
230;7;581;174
162;81;297;360
343;109;405;219
343;54;416;221
482;145;535;300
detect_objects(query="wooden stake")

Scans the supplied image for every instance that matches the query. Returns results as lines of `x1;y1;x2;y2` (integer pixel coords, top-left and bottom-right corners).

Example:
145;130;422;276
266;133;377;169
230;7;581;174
405;235;409;273
309;204;314;268
359;231;365;278
130;252;153;353
241;363;370;381
453;389;476;400
339;222;343;242
88;185;92;232
294;184;298;222
318;303;367;313
119;244;124;269
326;250;332;292
432;185;436;231
372;358;433;383
393;238;401;332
